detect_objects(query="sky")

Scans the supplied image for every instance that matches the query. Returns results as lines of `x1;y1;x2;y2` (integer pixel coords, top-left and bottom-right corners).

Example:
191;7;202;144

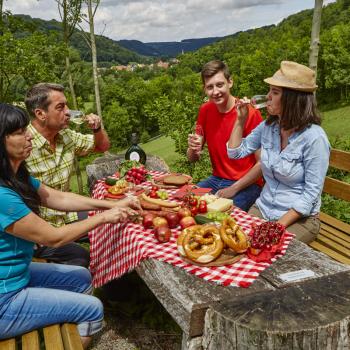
4;0;336;43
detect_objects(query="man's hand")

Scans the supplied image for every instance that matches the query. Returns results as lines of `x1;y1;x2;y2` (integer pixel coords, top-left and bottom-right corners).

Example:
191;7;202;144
85;113;101;131
216;186;238;199
187;133;202;157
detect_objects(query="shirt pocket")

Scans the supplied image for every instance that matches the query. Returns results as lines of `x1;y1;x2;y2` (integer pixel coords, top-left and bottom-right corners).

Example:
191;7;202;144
278;152;303;177
261;138;273;163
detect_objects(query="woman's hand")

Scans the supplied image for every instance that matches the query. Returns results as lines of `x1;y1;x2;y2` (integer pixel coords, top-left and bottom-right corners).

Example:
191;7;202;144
117;196;142;211
235;100;250;124
102;206;139;224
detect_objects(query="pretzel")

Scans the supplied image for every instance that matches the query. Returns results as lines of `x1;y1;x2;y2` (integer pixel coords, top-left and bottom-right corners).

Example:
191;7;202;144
182;225;224;263
220;218;248;253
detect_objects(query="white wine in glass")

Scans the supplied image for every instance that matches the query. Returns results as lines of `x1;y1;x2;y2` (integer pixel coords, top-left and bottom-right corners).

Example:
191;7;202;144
250;95;268;109
69;110;85;125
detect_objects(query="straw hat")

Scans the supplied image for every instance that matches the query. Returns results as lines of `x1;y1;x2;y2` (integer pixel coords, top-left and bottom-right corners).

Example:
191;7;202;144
264;61;317;92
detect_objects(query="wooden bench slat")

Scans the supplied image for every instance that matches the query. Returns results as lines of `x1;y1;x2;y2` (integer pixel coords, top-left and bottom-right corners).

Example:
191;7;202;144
0;338;16;350
319;228;350;248
43;325;64;350
316;235;350;257
61;323;83;350
320;212;350;235
323;177;350;202
309;241;350;264
329;148;350;171
22;330;40;350
320;223;350;243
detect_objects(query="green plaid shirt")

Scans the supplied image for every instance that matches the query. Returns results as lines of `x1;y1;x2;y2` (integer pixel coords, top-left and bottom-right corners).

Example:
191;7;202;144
26;124;95;227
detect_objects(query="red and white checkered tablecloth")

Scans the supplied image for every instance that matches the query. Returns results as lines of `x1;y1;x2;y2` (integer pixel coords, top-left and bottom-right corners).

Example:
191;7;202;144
88;171;294;288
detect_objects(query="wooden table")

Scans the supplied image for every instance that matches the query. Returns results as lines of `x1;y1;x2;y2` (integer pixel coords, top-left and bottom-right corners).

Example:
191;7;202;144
135;239;350;349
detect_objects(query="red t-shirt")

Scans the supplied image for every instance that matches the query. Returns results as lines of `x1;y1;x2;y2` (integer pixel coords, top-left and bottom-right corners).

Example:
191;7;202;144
197;100;263;182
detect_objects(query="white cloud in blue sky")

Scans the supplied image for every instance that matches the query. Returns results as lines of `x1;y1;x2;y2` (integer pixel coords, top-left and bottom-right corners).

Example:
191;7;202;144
4;0;336;42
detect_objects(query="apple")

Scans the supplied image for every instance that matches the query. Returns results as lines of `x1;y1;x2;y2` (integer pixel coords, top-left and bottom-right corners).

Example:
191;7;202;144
177;207;192;220
154;226;172;243
165;212;179;228
179;216;196;230
153;216;169;228
142;213;155;229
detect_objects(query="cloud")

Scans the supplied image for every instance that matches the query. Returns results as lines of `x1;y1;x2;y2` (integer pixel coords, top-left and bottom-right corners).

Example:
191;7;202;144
4;0;337;42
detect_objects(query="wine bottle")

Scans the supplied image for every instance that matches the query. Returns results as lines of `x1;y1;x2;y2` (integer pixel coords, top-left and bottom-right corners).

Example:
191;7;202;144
125;133;147;164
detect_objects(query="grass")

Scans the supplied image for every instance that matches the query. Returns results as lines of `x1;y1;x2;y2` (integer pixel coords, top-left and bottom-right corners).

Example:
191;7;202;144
140;135;179;169
321;104;350;139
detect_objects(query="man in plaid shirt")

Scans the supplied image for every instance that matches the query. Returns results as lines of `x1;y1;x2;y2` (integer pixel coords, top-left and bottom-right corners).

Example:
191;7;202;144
25;83;110;267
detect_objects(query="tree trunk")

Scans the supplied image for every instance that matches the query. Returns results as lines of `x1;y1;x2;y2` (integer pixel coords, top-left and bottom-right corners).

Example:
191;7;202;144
65;55;78;110
87;0;102;124
309;0;323;75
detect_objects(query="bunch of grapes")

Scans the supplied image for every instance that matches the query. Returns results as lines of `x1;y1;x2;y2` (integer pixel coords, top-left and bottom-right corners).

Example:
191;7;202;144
125;166;148;185
250;222;285;250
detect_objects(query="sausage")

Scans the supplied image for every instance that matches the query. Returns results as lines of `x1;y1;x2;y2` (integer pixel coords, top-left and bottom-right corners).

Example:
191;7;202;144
140;199;161;211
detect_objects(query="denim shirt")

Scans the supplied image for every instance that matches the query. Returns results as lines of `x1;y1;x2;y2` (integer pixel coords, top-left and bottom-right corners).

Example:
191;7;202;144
227;121;330;220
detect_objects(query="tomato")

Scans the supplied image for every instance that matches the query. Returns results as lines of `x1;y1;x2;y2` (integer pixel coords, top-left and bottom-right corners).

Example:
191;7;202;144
151;185;159;191
190;206;198;216
149;190;158;198
198;201;207;213
189;197;198;207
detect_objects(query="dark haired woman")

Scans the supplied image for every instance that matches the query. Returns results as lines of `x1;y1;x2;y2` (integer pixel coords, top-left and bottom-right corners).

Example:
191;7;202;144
227;61;330;243
0;103;141;348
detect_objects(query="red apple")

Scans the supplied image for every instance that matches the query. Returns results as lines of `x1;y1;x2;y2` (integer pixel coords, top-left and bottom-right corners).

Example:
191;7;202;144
153;216;169;228
142;213;155;229
177;207;192;220
154;226;172;243
165;212;180;228
179;216;196;230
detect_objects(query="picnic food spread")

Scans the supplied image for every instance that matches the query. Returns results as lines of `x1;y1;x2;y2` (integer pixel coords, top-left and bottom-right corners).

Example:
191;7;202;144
101;166;287;264
90;169;295;288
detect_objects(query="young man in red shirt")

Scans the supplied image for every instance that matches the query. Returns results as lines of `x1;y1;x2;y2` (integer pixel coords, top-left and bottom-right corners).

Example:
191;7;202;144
187;60;263;211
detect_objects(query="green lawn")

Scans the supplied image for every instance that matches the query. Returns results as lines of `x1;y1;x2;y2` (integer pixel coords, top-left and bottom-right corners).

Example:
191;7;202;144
322;105;350;139
140;136;179;169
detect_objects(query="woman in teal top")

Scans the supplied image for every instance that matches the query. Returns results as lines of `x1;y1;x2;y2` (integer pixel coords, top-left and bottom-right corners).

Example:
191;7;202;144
0;103;141;348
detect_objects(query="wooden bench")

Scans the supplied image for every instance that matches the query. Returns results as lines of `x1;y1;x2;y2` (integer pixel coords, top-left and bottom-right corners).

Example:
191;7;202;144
0;323;83;350
309;148;350;264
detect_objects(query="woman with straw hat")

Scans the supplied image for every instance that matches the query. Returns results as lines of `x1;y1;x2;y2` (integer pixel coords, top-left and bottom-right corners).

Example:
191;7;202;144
227;61;330;243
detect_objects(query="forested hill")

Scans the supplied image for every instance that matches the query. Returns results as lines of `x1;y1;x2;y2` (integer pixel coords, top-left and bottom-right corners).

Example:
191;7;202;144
119;37;222;57
13;15;222;62
177;0;350;104
14;15;150;65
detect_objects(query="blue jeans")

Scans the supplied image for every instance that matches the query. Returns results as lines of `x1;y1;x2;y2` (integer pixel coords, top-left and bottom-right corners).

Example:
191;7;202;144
0;263;103;339
197;175;262;212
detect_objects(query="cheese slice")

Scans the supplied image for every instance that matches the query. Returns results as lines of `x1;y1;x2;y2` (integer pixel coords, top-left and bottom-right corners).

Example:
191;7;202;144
207;198;233;212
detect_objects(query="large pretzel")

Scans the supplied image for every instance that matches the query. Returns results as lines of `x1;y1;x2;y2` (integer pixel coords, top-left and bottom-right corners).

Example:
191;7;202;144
181;225;224;263
220;218;248;253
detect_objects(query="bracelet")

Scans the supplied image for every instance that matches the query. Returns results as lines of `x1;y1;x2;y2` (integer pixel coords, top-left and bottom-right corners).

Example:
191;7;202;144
93;126;102;133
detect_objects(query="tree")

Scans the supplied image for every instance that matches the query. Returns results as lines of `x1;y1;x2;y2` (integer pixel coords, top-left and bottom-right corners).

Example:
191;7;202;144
78;0;103;121
56;0;82;109
309;0;323;75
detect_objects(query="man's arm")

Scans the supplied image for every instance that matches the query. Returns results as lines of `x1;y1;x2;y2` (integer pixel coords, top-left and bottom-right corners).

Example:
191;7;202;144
93;127;110;152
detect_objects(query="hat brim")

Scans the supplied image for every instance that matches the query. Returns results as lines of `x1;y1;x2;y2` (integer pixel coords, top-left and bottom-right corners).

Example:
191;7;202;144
264;77;317;92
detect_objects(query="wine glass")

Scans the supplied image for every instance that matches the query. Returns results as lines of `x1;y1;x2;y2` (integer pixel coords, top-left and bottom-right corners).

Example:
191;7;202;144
250;95;268;109
69;110;85;125
191;124;204;146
